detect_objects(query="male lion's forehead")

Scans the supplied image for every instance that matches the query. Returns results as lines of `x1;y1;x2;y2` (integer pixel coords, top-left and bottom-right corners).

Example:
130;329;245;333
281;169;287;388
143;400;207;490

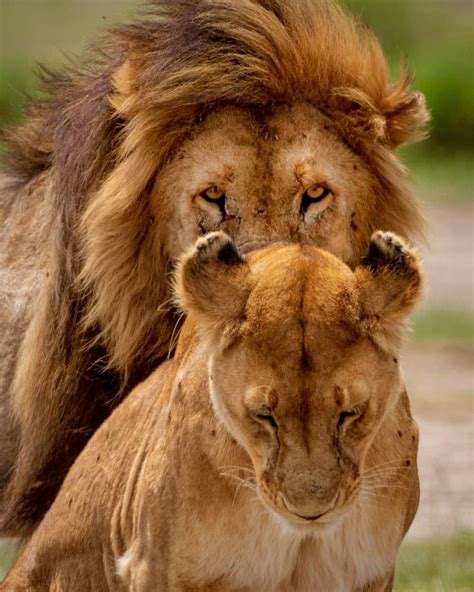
184;102;360;177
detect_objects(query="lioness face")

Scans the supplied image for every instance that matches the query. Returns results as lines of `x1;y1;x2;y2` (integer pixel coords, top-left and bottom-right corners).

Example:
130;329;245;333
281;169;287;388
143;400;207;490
211;327;400;528
156;102;375;269
177;231;422;530
207;253;403;528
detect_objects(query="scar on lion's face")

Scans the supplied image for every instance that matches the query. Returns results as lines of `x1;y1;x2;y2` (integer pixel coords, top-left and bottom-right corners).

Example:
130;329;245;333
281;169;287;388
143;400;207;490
155;102;375;268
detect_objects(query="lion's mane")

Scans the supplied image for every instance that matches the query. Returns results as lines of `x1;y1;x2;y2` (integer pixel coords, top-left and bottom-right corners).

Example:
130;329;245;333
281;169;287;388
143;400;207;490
1;0;428;533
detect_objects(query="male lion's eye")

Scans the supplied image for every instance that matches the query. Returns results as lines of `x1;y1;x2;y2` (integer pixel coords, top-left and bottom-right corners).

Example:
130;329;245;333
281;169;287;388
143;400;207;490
199;187;228;217
201;187;225;202
301;184;332;215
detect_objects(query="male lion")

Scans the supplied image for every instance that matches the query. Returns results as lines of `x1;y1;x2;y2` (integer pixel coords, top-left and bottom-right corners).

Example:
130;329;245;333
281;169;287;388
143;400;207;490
0;0;428;534
2;230;423;591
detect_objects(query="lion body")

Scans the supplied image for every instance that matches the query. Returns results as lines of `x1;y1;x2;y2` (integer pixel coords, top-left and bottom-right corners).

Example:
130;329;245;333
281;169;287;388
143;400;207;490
0;0;428;534
0;173;53;489
2;235;421;591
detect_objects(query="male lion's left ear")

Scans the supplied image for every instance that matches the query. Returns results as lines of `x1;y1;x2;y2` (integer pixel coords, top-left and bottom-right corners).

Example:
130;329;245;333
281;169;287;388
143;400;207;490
355;231;423;350
382;74;429;147
340;68;429;148
175;232;251;331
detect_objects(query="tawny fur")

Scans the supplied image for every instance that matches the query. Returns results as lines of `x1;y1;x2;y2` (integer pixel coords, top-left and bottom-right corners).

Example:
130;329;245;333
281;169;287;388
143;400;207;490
0;0;428;533
2;231;423;591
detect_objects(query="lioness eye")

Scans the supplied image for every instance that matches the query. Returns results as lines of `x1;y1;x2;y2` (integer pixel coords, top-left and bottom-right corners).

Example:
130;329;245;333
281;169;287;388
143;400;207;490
301;184;332;214
255;411;278;430
338;408;361;428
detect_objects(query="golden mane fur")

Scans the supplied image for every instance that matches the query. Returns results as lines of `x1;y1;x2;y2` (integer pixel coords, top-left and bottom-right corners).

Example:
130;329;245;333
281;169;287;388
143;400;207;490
0;0;428;533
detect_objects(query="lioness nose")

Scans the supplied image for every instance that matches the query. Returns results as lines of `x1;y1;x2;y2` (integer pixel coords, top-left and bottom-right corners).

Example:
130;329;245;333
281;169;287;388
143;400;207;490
278;491;338;521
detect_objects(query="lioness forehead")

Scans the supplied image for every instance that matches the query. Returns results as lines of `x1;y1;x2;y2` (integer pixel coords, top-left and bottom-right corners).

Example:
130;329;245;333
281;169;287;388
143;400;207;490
229;245;363;367
245;245;359;324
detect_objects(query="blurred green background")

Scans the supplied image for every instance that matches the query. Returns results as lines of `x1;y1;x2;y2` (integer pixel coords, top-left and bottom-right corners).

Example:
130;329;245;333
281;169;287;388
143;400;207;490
1;0;473;199
1;1;473;589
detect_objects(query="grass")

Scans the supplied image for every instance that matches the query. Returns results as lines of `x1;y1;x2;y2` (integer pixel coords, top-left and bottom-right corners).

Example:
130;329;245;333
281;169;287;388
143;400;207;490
0;541;19;582
395;531;474;591
400;146;473;203
411;308;474;344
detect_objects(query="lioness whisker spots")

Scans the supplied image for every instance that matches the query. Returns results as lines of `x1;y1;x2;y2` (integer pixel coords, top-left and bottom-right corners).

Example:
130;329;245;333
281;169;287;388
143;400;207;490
363;469;411;480
364;458;412;472
219;472;256;485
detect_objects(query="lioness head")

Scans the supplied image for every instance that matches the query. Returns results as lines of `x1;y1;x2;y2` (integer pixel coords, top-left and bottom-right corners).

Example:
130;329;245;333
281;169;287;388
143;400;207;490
176;230;422;526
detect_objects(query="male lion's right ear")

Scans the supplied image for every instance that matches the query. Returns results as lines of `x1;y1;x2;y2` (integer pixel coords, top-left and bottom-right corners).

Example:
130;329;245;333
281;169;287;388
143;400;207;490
175;232;251;330
355;231;423;350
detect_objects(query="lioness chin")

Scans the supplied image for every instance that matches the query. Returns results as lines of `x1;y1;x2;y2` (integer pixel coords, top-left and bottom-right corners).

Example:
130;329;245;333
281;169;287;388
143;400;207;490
2;231;422;592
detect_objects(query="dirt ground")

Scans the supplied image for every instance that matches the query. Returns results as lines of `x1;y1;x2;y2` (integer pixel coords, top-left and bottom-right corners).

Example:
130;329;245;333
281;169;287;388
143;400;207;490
401;201;473;540
419;202;473;309
403;344;473;539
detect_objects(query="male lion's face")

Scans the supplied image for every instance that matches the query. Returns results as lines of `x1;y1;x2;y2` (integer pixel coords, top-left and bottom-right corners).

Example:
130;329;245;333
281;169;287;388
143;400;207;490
177;231;422;530
155;102;375;269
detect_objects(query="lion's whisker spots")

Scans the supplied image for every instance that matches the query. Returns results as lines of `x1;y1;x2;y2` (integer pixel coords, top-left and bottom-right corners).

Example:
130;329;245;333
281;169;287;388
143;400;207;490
364;469;409;478
364;458;410;473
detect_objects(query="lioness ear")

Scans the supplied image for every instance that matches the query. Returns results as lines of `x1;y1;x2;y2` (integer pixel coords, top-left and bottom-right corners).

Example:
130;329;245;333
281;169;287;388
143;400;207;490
175;232;251;330
355;231;423;350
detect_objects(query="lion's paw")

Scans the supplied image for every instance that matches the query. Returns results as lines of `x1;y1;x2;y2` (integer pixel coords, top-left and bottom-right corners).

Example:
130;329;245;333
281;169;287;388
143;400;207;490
193;231;243;265
364;231;417;272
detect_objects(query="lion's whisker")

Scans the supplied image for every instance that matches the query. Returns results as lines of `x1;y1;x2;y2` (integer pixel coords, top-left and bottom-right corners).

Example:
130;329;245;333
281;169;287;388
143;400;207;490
364;459;410;473
218;465;255;475
167;311;185;359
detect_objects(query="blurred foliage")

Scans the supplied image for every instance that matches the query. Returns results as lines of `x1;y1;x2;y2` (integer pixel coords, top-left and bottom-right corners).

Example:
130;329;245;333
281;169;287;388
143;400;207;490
395;530;474;591
1;1;473;163
344;0;474;154
0;541;18;582
411;307;474;343
0;0;138;128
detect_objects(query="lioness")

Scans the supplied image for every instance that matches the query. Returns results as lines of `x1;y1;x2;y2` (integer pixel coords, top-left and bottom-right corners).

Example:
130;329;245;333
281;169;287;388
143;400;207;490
2;230;422;591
